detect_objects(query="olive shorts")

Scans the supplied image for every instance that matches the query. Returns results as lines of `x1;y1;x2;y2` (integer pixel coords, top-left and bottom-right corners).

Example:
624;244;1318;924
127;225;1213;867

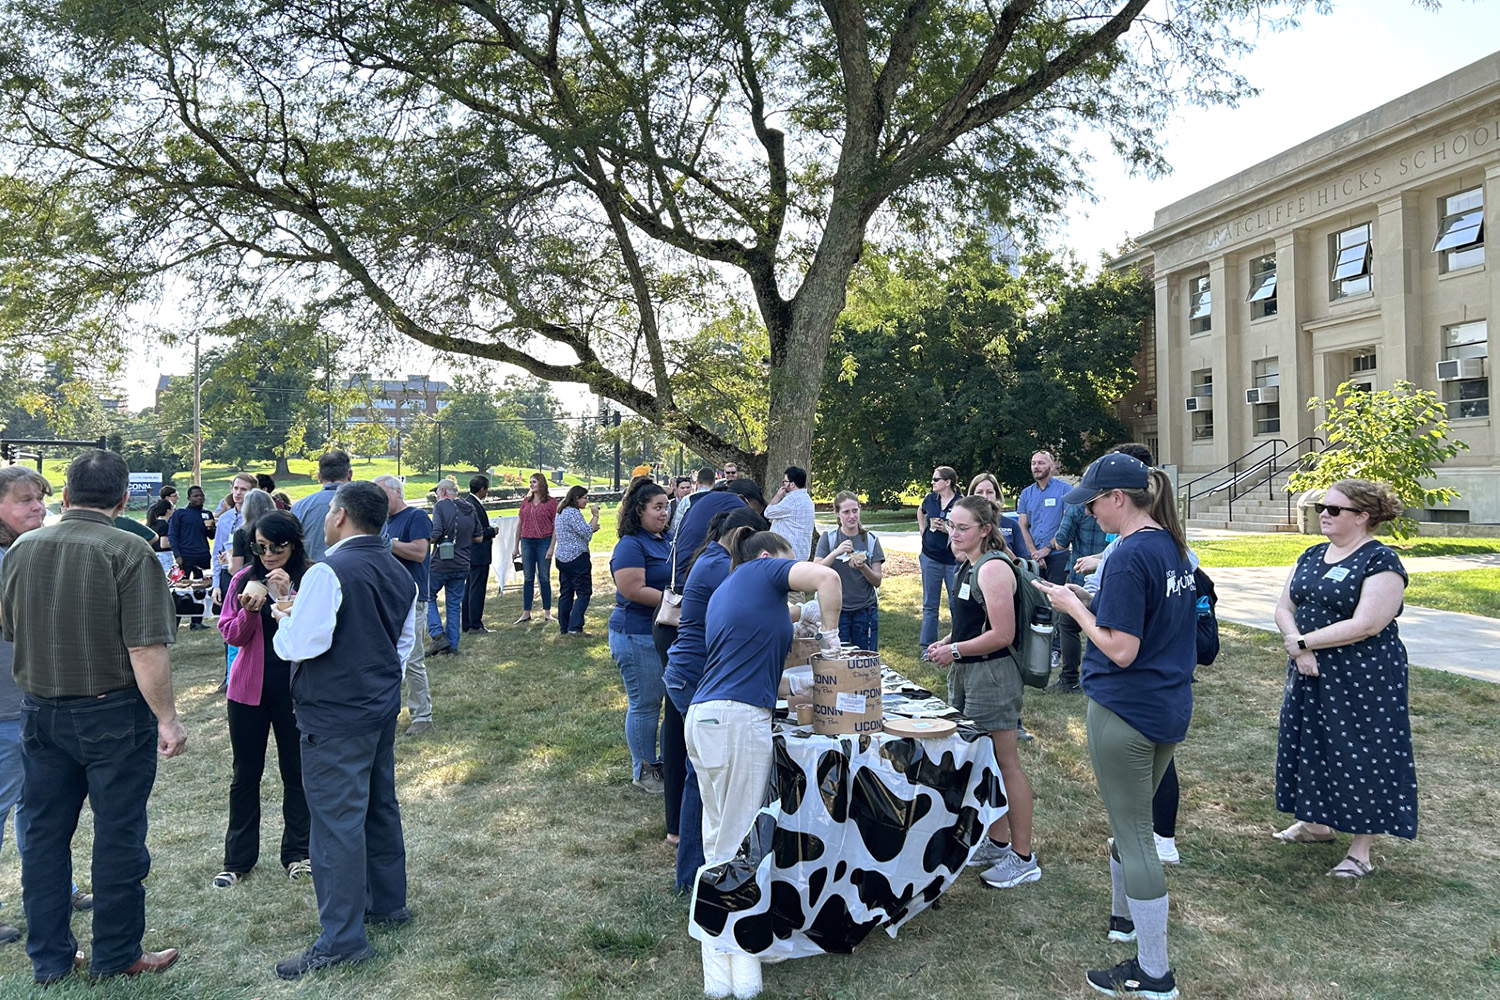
947;655;1022;732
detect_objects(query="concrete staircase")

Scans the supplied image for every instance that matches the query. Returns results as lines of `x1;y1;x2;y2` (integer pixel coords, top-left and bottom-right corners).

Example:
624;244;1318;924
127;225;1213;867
1182;469;1303;533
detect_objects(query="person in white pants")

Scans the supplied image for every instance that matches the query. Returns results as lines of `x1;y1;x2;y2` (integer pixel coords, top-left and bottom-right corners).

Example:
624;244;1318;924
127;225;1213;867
685;530;841;999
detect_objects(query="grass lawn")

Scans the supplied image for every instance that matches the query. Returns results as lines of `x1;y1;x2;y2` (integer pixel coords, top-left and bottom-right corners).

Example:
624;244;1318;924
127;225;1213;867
4;558;1496;998
1192;532;1500;568
1405;569;1500;619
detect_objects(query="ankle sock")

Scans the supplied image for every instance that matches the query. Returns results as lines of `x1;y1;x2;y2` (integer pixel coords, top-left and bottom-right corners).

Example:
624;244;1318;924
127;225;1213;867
1012;851;1033;862
989;838;1009;851
1126;893;1170;979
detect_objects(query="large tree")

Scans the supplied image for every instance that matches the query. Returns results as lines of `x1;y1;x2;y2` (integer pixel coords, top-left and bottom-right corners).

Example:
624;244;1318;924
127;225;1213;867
815;240;1149;503
1;0;1310;483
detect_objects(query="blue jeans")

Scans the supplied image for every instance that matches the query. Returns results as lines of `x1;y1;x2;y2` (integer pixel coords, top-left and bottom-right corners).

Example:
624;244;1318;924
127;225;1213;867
608;629;665;779
20;688;159;979
0;716;21;914
839;604;880;652
427;569;467;652
665;683;704;893
918;554;959;653
520;536;553;612
300;721;406;957
556;553;593;634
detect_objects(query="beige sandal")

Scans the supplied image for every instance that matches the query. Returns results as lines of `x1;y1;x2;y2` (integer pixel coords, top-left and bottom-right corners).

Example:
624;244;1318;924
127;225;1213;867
1328;854;1374;878
1272;820;1336;844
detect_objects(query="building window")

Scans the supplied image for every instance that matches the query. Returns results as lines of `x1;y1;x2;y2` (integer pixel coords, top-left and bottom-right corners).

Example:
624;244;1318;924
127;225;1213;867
1351;351;1377;373
1252;357;1280;435
1441;320;1488;419
1434;188;1484;273
1247;254;1277;319
1190;369;1213;440
1188;274;1211;335
1330;223;1373;299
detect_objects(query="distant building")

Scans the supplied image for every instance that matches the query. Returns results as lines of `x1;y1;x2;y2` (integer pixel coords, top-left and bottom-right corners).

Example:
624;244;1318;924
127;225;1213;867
1121;51;1500;523
342;374;452;422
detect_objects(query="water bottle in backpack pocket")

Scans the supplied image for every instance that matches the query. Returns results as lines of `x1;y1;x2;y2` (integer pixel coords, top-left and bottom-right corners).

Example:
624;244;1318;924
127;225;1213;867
970;550;1054;688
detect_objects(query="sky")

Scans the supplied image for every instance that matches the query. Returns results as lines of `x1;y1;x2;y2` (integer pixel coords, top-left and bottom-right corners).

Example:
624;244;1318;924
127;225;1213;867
124;1;1500;413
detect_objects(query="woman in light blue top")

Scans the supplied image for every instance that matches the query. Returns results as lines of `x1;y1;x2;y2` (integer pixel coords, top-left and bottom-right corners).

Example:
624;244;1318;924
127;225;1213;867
549;486;599;636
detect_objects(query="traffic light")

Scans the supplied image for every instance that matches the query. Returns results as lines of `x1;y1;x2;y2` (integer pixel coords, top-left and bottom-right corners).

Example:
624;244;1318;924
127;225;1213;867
0;442;13;463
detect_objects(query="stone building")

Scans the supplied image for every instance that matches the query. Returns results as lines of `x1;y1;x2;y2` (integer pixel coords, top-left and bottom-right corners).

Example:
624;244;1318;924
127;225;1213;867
1124;51;1500;523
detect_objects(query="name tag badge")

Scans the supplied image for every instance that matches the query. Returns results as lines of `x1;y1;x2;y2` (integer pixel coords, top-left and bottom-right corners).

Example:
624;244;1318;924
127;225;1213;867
1044;497;1057;507
957;583;971;601
1324;566;1351;582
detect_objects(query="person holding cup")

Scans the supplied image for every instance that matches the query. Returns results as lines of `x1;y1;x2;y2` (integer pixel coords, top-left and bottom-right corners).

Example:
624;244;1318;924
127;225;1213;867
916;466;961;659
814;491;885;651
214;510;312;888
551;486;600;636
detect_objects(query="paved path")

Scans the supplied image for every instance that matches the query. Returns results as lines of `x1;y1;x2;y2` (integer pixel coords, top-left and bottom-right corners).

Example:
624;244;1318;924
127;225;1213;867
839;523;1500;684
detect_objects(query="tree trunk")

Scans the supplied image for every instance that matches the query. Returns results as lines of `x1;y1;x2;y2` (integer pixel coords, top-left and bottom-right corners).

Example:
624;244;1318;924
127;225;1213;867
274;454;292;479
763;203;867;494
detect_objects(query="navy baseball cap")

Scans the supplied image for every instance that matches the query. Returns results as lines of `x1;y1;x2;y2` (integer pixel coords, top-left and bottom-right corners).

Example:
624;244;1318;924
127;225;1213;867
1063;453;1150;505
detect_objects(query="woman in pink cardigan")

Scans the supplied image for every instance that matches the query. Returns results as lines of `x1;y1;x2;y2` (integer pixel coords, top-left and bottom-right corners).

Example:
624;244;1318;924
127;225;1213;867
214;510;312;888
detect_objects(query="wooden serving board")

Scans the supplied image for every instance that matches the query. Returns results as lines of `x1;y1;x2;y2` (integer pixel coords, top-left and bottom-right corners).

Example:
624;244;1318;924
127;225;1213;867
882;717;957;739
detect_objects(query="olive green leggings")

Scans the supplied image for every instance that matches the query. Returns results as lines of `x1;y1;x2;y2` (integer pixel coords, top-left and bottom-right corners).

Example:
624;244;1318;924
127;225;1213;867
1086;699;1176;901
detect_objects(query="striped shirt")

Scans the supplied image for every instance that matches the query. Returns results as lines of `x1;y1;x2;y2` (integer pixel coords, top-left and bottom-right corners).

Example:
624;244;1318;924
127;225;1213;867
0;509;177;697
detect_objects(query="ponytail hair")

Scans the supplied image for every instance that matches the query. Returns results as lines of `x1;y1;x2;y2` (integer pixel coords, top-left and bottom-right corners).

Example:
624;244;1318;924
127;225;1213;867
729;529;794;568
689;506;770;574
953;495;1011;558
1118;468;1187;558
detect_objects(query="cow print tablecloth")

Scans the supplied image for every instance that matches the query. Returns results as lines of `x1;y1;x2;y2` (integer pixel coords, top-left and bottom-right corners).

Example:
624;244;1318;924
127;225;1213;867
689;724;1006;960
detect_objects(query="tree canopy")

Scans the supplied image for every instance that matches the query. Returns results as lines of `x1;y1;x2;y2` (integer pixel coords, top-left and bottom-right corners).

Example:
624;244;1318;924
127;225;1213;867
0;0;1313;482
815;240;1149;503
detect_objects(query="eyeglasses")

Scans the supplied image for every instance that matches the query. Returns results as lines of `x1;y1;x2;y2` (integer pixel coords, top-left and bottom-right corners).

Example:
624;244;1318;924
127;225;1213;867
1083;490;1110;514
1314;503;1364;517
931;478;945;484
253;541;292;556
947;521;978;534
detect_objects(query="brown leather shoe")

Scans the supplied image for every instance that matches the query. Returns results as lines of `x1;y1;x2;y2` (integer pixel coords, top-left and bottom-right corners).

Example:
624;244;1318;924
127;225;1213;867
34;951;86;985
109;948;180;977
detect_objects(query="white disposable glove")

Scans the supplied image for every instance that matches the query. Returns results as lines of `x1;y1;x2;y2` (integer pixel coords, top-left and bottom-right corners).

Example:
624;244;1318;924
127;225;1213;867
817;628;842;656
799;599;822;628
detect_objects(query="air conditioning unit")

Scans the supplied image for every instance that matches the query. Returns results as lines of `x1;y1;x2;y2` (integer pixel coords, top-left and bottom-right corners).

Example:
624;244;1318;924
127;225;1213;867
1436;358;1486;381
1184;396;1213;412
1245;386;1280;405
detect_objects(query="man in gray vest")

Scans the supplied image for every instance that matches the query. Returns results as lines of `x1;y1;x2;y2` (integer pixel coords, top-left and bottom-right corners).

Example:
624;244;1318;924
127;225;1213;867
271;481;416;979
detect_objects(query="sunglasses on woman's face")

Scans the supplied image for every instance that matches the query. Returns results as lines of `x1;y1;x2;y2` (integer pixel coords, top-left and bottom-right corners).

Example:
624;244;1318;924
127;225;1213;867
253;541;292;556
1313;503;1364;517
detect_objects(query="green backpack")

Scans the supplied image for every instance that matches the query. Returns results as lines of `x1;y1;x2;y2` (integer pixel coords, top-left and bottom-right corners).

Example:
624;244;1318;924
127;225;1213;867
968;550;1053;689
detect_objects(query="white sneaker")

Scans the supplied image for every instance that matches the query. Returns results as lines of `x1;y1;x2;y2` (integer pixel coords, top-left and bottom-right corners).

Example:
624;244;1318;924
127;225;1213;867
966;839;1010;868
1154;834;1180;865
980;851;1041;889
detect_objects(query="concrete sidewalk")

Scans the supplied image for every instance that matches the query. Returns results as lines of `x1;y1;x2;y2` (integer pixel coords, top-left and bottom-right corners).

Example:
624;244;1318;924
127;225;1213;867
1207;556;1500;685
848;523;1500;684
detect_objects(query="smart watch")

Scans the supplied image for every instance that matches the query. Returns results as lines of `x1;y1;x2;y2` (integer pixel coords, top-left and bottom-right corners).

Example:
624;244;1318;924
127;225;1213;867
1296;638;1308;651
950;643;962;662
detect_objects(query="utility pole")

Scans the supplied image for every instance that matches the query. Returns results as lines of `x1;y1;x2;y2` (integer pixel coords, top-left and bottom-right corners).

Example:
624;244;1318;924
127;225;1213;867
192;332;202;485
612;410;621;491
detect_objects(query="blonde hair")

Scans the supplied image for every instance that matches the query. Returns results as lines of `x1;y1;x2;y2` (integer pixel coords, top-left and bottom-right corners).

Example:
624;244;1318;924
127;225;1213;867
1117;468;1187;558
952;495;1011;557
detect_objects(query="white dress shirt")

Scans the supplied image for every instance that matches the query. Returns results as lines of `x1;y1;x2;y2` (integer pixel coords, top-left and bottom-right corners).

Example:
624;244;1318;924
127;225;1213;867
212;506;243;573
763;488;816;561
273;535;417;665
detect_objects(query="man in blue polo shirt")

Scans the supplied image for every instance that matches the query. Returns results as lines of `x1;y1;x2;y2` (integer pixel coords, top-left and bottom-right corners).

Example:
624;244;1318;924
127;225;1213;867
291;451;352;562
272;481;416;980
1017;451;1072;584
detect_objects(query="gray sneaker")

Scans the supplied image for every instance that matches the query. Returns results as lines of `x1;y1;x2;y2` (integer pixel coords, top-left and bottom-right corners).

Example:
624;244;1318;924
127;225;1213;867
633;763;666;794
966;839;1010;868
980;850;1041;889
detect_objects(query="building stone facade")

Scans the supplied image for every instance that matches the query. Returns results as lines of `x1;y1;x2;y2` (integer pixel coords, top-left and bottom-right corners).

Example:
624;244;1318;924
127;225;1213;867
1126;52;1500;522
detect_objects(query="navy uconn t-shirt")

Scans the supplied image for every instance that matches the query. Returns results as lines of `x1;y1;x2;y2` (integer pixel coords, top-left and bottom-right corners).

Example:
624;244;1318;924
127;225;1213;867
693;557;796;710
1082;528;1196;743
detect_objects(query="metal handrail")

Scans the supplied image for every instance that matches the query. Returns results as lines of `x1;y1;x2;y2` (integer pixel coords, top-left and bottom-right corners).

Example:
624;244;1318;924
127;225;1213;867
1180;436;1326;523
1180;439;1284;520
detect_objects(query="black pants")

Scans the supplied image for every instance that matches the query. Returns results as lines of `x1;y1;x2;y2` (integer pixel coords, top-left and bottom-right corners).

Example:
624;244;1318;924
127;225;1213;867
178;552;211;625
556;553;593;634
224;659;310;872
461;563;490;630
653;621;685;837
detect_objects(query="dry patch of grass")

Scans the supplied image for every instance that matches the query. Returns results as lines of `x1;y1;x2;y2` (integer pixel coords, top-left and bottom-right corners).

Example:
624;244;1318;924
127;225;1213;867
1;564;1494;998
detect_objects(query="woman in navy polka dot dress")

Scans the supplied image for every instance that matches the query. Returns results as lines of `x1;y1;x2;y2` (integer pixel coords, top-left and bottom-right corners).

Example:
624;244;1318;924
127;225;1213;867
1272;478;1416;878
